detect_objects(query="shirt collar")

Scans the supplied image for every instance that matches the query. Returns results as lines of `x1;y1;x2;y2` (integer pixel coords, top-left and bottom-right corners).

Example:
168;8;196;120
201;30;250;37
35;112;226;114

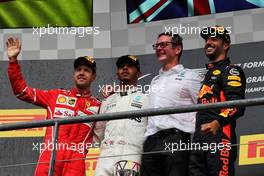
206;58;230;70
159;64;184;75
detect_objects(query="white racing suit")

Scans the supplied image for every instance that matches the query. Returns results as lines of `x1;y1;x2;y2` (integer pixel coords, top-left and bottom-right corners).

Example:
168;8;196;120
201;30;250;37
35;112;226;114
94;90;148;176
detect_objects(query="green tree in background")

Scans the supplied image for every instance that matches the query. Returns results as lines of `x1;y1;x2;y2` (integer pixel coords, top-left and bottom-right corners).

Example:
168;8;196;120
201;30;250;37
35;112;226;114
0;0;92;28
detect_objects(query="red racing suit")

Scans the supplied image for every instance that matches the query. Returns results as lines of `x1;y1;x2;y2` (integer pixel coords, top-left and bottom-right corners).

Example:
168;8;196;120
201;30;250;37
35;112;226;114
8;61;101;176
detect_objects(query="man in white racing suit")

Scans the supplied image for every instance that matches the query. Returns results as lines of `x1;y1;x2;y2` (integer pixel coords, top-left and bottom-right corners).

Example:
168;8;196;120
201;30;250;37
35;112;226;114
94;55;148;176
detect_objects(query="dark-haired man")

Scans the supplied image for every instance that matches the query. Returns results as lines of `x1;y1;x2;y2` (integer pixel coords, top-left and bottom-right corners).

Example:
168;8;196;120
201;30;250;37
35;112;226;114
140;33;202;176
189;25;246;176
95;55;148;176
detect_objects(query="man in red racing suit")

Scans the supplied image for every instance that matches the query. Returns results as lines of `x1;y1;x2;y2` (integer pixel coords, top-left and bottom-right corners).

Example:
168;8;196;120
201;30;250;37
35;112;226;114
7;37;100;176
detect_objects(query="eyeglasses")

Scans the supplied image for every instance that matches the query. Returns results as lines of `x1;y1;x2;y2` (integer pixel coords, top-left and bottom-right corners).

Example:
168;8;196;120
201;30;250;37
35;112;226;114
152;42;176;50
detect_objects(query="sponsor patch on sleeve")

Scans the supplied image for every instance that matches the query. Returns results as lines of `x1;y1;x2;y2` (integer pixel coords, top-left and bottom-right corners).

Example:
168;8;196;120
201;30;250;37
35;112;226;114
229;68;240;76
227;75;241;82
213;69;221;75
227;81;242;87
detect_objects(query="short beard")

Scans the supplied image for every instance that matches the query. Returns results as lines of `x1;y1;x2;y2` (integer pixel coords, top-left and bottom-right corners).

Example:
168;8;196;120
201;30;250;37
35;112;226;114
206;50;221;62
207;54;218;61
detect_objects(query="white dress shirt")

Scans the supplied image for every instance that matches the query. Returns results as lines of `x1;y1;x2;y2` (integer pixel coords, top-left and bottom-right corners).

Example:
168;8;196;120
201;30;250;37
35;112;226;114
145;64;203;136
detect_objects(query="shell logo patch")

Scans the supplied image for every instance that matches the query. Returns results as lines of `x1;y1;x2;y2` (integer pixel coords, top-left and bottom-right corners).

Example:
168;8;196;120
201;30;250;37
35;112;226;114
58;96;67;103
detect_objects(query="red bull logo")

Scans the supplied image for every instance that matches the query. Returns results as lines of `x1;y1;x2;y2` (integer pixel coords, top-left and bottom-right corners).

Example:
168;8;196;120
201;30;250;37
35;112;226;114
199;85;213;98
219;108;237;118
